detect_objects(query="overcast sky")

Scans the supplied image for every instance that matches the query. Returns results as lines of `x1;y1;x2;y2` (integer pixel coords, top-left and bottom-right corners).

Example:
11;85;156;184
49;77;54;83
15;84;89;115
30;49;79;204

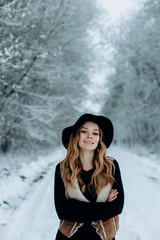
98;0;139;20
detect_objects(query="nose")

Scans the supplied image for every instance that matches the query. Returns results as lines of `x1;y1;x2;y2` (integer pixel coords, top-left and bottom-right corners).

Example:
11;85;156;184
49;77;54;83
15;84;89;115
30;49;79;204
87;132;92;138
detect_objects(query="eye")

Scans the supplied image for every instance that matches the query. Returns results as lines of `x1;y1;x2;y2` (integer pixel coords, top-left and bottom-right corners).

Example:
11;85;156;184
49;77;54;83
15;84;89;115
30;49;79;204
80;130;87;133
93;132;99;135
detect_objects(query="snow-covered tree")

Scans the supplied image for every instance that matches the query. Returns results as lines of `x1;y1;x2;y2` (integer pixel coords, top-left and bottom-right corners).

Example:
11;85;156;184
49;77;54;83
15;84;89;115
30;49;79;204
102;0;160;153
0;0;99;154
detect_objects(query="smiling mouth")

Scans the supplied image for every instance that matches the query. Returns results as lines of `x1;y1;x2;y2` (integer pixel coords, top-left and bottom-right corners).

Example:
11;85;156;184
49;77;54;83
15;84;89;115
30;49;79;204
84;141;94;144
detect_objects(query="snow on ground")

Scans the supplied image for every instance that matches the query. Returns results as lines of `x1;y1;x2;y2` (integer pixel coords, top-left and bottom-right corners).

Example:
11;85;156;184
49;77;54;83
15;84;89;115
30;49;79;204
0;145;160;240
109;146;160;240
0;146;66;237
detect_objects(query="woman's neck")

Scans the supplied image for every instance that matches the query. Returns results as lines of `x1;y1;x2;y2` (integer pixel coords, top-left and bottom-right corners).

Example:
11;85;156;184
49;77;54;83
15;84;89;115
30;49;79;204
79;149;94;171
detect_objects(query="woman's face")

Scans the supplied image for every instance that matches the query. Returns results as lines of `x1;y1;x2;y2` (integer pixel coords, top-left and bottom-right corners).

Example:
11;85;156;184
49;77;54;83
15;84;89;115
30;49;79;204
78;121;100;151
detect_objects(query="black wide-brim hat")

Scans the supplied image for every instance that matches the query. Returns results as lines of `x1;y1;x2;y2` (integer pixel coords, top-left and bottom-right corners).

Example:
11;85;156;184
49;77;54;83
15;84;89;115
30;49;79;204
62;113;114;149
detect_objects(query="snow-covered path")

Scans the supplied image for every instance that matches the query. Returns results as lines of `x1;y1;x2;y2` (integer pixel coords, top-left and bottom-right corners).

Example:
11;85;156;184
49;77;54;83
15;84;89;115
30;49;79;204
110;147;160;240
1;146;160;240
1;161;59;240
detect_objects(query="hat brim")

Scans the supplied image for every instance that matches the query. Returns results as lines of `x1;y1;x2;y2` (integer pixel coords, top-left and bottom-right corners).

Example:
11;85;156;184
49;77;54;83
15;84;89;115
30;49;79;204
62;113;114;149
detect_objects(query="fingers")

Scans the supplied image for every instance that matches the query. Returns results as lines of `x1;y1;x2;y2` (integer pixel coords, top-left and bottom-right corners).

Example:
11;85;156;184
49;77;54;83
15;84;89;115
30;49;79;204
110;189;118;197
108;191;118;202
108;189;118;202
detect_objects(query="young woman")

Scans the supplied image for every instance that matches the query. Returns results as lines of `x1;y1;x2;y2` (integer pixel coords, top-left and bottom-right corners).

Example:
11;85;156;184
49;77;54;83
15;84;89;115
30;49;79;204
54;113;124;240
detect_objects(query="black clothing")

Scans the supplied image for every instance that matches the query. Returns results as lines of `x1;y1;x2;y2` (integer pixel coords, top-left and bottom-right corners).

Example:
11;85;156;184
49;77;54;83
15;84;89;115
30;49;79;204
55;224;103;240
54;159;124;239
55;231;115;240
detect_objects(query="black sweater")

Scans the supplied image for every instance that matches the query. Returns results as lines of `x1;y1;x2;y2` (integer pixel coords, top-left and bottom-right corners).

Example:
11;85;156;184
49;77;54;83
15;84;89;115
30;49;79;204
54;159;124;223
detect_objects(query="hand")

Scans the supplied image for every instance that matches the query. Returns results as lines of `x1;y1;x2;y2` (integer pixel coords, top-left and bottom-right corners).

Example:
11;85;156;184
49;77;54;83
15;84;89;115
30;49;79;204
108;189;118;202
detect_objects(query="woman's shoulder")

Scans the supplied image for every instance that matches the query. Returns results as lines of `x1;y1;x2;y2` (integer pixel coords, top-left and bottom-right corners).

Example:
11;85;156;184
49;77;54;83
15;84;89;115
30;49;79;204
55;162;62;174
113;158;120;169
108;158;120;175
113;158;118;165
112;158;122;180
107;156;119;166
56;161;61;168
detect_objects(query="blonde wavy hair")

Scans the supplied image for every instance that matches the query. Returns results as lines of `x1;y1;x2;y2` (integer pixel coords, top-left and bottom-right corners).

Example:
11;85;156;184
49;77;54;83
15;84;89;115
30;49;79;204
61;126;115;198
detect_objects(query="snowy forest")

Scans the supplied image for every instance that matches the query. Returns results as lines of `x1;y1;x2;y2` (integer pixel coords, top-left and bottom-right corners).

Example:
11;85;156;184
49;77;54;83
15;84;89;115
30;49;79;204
0;0;160;239
0;0;160;156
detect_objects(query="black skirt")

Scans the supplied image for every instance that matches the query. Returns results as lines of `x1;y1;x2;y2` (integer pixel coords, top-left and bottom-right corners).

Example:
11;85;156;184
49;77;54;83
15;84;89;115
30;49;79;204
55;222;101;240
55;222;115;240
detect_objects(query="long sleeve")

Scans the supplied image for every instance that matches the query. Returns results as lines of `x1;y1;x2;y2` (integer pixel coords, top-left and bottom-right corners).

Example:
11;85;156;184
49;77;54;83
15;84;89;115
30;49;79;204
54;159;124;222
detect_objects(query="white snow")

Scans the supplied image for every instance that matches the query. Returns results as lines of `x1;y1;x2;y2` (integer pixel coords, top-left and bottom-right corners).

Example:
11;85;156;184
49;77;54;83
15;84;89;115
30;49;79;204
109;146;160;240
0;145;160;240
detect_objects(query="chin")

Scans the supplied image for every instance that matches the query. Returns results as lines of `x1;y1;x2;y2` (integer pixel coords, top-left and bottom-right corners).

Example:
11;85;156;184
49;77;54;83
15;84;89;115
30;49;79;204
82;145;97;151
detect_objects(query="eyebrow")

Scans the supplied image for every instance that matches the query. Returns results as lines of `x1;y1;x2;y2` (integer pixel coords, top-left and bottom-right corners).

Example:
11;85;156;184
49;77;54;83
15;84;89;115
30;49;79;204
81;127;99;131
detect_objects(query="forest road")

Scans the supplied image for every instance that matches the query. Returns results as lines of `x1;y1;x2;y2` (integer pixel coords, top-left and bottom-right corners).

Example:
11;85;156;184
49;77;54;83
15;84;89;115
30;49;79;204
2;146;160;240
